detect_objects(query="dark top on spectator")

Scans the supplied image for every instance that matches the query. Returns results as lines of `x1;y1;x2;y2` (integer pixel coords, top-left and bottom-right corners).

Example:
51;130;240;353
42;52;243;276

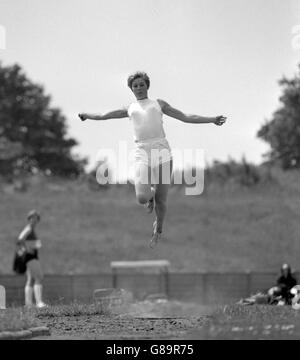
277;274;297;298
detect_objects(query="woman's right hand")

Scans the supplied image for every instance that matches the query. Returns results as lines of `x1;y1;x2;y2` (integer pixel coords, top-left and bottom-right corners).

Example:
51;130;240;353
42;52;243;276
16;241;26;254
17;246;26;256
78;113;88;121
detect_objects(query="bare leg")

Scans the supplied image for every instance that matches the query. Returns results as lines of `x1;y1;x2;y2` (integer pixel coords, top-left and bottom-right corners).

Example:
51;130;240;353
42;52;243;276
145;186;155;213
150;160;173;247
27;259;46;308
25;268;34;307
154;184;170;233
134;163;153;205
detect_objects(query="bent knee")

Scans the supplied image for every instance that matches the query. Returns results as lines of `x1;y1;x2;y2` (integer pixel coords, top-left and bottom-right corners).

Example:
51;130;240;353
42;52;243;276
136;194;149;205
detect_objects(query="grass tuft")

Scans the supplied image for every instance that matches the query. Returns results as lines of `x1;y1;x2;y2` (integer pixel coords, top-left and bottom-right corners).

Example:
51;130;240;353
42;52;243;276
35;302;107;318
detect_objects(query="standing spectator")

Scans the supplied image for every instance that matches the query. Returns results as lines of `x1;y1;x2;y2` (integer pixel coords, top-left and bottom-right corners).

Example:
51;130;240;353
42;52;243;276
16;210;47;308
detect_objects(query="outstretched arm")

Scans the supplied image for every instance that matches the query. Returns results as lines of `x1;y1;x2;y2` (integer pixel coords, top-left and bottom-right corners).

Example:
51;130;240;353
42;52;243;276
157;99;226;126
78;107;128;121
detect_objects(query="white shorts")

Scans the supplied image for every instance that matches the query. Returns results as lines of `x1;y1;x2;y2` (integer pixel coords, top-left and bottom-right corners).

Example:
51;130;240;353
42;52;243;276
134;137;172;185
134;137;172;167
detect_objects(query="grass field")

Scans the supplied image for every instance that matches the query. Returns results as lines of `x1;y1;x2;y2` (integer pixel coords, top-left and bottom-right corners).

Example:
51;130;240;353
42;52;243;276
1;168;300;274
191;304;300;340
0;308;40;332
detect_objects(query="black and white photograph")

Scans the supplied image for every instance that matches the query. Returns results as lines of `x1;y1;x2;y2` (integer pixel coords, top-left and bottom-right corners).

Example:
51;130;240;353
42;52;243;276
0;0;300;345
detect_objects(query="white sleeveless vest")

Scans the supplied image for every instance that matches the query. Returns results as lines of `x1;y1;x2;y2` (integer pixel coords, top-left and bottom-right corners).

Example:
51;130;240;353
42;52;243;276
128;98;166;142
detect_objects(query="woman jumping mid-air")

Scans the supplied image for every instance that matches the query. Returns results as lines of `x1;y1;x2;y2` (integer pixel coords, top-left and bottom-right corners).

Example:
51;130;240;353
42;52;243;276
79;71;226;248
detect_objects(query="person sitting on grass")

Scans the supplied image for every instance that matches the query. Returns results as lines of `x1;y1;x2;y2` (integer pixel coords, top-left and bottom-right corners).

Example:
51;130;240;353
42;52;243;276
268;263;297;305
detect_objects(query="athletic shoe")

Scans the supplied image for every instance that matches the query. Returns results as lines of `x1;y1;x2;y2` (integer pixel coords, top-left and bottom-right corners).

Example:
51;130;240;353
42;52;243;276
36;302;48;309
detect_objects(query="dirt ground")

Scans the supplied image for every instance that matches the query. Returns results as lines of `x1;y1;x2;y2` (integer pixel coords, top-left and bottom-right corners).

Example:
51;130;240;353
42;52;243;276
32;300;213;340
34;315;209;340
31;301;300;340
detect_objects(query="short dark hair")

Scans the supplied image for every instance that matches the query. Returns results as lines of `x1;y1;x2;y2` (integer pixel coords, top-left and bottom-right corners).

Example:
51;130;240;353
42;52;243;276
27;209;40;222
127;71;150;90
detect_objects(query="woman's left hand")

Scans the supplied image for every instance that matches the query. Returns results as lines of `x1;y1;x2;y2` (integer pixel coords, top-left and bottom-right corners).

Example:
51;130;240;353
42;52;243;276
214;115;227;126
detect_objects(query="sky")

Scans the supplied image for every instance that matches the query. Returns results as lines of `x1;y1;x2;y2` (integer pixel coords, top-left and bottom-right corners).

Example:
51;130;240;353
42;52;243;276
0;0;300;177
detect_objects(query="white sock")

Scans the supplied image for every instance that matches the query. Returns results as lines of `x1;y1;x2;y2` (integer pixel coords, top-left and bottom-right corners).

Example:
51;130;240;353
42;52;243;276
33;284;44;306
25;285;33;306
